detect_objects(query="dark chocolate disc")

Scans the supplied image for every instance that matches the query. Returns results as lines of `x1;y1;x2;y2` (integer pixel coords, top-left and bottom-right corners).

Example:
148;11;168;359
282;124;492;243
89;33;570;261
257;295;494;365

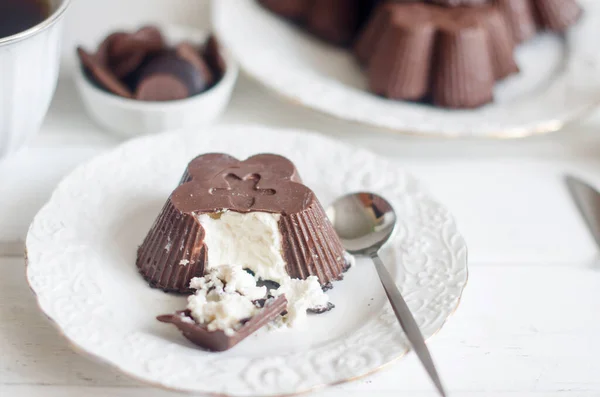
135;53;209;100
110;26;166;59
109;26;166;78
77;47;133;98
110;50;147;79
136;74;190;101
176;42;215;87
203;35;227;79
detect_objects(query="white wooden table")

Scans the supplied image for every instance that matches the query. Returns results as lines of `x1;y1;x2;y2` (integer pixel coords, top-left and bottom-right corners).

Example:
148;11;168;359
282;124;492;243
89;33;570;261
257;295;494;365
2;1;600;396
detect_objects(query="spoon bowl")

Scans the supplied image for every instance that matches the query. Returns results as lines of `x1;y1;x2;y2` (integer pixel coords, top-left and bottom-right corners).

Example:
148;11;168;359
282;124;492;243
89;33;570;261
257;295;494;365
326;192;396;255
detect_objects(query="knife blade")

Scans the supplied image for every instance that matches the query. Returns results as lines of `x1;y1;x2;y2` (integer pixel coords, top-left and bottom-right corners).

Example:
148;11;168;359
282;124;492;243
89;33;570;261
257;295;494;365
565;175;600;249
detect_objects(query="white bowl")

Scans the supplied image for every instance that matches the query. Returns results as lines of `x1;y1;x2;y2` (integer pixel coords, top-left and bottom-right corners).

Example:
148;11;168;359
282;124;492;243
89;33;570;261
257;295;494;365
74;24;238;138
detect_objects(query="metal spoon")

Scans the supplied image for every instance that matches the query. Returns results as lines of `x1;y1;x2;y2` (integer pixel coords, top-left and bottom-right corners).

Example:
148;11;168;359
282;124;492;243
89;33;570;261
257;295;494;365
327;192;446;397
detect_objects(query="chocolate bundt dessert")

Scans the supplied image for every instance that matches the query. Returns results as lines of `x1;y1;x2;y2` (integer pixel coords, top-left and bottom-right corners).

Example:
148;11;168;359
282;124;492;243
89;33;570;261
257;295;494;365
258;0;380;45
137;153;349;293
257;0;582;108
496;0;582;43
354;2;518;108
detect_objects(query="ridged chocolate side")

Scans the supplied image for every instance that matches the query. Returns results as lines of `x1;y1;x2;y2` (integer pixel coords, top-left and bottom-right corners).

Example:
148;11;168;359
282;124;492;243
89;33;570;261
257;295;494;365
481;8;519;80
429;0;490;5
305;0;362;45
354;3;394;65
432;21;495;108
259;0;381;46
532;0;582;32
356;3;516;108
496;0;537;43
258;0;308;21
279;200;347;286
137;172;206;293
368;13;436;100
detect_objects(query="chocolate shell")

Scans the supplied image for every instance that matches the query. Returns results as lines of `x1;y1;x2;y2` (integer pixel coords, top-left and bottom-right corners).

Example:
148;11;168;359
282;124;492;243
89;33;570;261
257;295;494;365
258;0;309;21
531;0;582;32
305;0;362;45
258;0;380;46
158;295;287;351
137;154;348;293
432;13;495;108
497;0;582;44
495;0;537;43
136;172;206;293
428;0;490;5
355;2;518;108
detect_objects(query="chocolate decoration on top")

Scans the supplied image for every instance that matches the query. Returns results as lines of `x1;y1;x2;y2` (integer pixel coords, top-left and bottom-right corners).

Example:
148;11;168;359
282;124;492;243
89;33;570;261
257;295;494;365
136;153;349;294
157;296;288;351
171;153;314;215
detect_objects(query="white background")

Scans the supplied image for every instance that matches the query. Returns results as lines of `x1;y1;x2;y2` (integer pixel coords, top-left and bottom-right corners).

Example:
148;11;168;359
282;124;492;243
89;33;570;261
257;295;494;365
2;0;600;396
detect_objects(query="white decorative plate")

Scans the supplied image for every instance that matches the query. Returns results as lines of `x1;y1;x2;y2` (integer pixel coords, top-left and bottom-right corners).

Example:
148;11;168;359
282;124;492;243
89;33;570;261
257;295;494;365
213;0;600;138
26;125;468;396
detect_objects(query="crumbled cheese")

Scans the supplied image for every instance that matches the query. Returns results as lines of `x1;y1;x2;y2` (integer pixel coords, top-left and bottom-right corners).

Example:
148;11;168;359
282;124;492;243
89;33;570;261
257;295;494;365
187;265;268;335
272;276;330;326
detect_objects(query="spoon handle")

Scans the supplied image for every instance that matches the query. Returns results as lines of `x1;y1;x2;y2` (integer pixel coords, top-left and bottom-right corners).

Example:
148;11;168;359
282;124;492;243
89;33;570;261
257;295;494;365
371;253;446;397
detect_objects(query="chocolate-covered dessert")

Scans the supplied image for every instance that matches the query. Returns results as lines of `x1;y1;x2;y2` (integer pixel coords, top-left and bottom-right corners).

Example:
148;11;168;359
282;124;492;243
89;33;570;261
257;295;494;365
354;2;518;108
257;0;582;109
497;0;582;44
137;153;349;294
77;27;225;101
258;0;380;45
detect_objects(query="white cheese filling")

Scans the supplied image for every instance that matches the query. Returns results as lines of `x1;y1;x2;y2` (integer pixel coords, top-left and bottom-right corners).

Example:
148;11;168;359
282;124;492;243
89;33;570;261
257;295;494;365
196;211;289;283
187;210;335;332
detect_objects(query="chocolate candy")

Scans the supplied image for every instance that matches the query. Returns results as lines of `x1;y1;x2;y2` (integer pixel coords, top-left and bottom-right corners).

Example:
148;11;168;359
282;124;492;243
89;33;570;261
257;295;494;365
77;47;134;98
203;35;226;80
135;53;211;101
109;26;166;78
176;42;215;86
76;26;226;101
157;296;288;352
